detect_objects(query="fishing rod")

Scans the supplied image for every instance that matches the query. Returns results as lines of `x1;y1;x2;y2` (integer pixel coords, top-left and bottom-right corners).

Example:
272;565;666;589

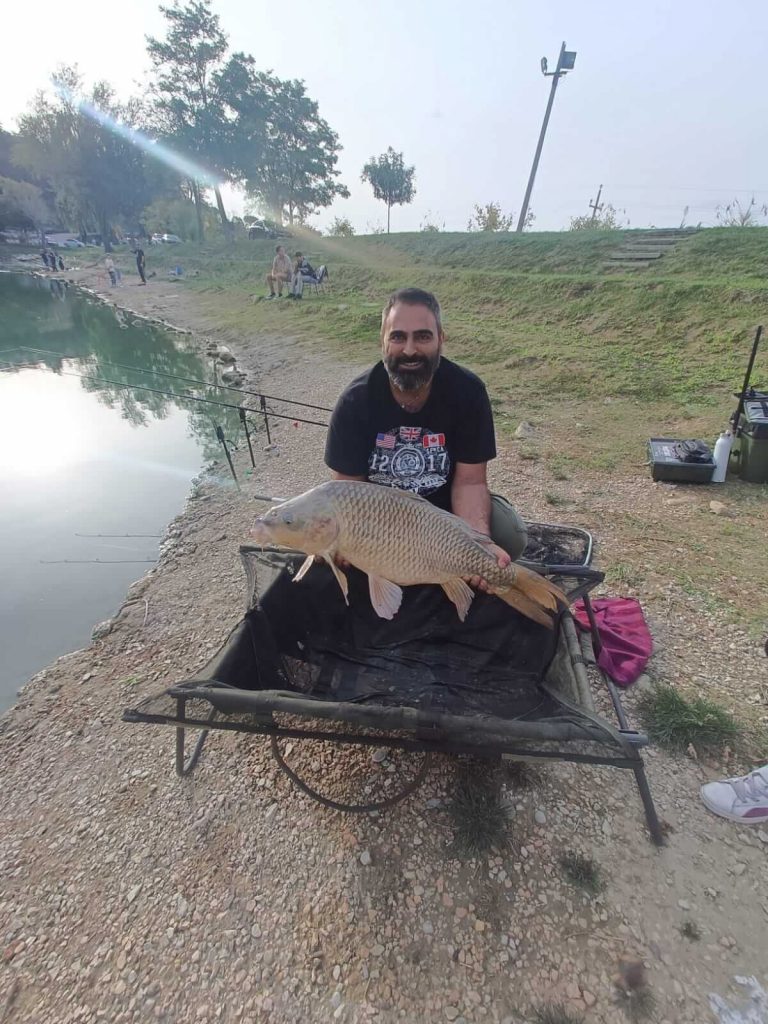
40;558;157;564
75;533;162;538
8;345;333;413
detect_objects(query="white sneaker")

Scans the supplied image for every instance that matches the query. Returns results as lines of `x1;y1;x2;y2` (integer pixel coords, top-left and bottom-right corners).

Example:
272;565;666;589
700;765;768;823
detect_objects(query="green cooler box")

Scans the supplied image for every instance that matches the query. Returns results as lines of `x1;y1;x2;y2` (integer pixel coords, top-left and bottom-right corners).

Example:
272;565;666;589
736;397;768;483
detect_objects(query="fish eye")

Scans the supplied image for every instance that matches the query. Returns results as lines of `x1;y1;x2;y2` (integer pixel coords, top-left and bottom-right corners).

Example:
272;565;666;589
282;512;294;525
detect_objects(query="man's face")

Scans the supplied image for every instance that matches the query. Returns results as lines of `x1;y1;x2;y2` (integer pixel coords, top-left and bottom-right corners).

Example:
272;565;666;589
277;246;284;256
381;302;444;392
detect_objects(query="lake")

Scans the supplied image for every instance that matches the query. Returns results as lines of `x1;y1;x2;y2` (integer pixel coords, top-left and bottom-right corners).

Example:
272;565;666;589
0;273;238;712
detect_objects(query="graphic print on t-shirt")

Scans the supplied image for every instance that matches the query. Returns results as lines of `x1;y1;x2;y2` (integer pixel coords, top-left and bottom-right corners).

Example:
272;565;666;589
368;426;450;495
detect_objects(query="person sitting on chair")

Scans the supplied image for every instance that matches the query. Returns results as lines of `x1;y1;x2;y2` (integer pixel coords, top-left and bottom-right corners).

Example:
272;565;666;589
290;251;318;299
324;287;527;590
265;245;293;298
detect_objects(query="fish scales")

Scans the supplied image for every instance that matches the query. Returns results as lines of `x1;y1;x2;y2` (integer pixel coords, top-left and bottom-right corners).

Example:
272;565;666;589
251;481;565;627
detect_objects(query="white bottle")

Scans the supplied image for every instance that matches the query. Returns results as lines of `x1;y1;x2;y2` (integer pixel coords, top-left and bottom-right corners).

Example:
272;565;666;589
711;430;733;483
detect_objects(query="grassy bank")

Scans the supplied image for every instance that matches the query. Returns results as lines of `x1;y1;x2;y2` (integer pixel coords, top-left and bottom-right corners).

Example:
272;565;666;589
107;228;768;634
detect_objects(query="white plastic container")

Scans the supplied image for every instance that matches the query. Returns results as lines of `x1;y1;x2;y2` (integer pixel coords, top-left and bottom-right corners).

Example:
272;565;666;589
711;430;733;483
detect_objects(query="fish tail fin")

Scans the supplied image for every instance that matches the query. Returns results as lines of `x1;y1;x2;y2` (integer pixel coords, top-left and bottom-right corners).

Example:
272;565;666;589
492;566;566;629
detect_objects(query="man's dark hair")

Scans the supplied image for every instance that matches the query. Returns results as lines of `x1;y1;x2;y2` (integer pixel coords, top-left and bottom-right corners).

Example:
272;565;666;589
294;251;303;258
275;244;283;253
381;288;442;334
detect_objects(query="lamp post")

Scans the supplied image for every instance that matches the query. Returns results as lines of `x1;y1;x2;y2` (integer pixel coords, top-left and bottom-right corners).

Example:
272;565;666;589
516;41;577;233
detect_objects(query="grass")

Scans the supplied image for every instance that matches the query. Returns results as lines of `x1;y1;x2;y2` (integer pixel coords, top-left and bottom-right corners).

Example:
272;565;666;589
447;763;509;858
558;851;604;895
615;986;657;1023
95;225;768;639
679;920;701;941
638;683;741;753
606;562;645;588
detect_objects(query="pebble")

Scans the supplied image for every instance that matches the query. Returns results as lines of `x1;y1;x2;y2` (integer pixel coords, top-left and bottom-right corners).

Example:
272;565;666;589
534;809;546;825
359;851;372;866
372;748;388;764
445;1008;459;1021
371;945;385;957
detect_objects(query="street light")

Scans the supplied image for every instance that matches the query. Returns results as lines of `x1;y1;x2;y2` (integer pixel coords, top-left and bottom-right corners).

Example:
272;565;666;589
516;41;577;233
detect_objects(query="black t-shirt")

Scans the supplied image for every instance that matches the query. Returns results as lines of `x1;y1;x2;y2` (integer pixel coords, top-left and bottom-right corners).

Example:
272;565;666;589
324;357;496;510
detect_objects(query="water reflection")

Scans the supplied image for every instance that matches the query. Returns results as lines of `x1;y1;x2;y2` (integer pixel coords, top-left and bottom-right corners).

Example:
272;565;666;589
0;273;245;460
0;272;251;711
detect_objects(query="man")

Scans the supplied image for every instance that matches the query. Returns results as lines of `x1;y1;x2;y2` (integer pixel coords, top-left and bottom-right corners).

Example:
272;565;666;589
104;255;117;287
324;287;528;586
290;251;318;299
136;247;147;285
265;244;293;298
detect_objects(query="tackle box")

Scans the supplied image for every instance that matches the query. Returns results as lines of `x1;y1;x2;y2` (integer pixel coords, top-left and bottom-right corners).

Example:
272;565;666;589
648;438;715;483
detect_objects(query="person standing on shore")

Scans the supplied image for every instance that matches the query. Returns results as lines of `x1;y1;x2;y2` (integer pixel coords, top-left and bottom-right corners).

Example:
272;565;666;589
136;248;147;285
105;255;117;287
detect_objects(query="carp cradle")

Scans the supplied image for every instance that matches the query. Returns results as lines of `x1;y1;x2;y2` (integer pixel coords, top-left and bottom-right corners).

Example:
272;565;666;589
123;522;664;844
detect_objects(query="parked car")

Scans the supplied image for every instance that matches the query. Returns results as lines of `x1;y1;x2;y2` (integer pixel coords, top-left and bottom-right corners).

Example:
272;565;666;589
60;238;86;248
160;233;182;244
247;218;292;240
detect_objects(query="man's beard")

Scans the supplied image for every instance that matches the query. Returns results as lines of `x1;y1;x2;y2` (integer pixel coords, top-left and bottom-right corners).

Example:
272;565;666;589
384;351;441;392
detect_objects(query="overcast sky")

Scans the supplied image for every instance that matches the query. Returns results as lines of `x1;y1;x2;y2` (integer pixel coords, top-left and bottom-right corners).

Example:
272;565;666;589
3;0;768;232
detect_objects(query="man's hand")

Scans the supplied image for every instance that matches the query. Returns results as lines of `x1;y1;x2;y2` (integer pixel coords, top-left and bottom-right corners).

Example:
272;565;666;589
464;542;511;592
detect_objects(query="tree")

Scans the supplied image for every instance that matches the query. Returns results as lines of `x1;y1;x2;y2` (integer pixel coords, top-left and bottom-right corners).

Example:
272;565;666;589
0;176;52;244
569;203;626;231
326;216;355;237
15;68;156;251
146;0;234;241
715;197;768;227
228;63;349;226
361;147;415;233
467;201;521;232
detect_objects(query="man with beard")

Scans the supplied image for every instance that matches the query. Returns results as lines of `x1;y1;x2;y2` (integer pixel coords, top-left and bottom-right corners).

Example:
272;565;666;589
325;287;527;584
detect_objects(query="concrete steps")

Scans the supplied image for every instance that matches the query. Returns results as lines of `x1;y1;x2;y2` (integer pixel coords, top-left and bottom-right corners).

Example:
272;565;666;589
604;228;698;271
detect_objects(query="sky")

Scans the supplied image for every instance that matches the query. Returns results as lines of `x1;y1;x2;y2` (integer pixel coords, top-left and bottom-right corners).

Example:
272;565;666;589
3;0;768;232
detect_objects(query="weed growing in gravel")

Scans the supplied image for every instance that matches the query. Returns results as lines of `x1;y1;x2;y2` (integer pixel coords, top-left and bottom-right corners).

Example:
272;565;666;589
549;457;571;481
639;684;740;753
532;1003;584;1024
448;765;508;858
502;760;536;787
559;851;604;895
544;491;567;506
679;920;702;941
606;562;645;588
518;444;541;461
615;984;656;1022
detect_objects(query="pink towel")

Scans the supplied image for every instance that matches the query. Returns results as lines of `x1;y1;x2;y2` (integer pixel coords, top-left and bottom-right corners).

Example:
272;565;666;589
571;597;653;687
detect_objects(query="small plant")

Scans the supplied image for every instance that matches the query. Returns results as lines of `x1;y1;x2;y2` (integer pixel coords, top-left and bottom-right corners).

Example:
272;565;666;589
638;684;741;753
606;562;644;588
559;851;604;895
502;760;535;787
518;445;540;462
448;765;508;858
615;959;656;1022
533;1003;584;1024
679;920;701;941
544;492;567;507
550;459;571;481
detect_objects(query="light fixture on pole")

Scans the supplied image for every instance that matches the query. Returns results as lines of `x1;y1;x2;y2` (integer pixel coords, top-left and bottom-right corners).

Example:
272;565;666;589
516;41;577;233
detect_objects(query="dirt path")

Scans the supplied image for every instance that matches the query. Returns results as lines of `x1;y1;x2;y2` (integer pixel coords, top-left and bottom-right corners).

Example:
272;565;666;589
1;265;767;1024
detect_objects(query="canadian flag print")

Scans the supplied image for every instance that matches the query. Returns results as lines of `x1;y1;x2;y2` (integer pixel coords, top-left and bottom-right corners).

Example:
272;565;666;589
422;433;445;449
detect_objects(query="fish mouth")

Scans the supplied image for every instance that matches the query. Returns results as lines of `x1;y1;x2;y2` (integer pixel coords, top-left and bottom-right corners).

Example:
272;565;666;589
249;522;272;545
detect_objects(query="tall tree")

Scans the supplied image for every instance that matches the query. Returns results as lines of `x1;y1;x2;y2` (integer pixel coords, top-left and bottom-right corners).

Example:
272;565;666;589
15;68;155;251
226;61;349;226
146;0;234;241
0;176;52;244
361;147;415;233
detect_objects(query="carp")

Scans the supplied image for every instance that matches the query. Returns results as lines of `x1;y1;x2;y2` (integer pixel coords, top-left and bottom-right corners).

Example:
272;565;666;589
250;481;565;627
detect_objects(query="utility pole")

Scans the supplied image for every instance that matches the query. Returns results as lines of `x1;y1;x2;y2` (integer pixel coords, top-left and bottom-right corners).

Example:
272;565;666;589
516;41;577;233
589;184;604;222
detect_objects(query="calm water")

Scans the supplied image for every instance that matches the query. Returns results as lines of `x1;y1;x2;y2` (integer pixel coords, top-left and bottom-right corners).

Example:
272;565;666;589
0;274;237;712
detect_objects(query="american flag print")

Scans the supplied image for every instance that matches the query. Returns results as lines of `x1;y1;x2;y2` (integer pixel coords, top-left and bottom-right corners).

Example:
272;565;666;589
399;426;422;442
422;433;446;448
376;431;396;449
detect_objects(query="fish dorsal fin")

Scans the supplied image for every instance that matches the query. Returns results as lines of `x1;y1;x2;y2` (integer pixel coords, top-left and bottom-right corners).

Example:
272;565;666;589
367;574;403;620
440;577;475;622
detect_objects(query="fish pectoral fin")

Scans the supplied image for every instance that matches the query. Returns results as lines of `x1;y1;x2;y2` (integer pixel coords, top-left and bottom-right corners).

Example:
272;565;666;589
292;555;315;582
323;554;349;605
367;574;403;620
441;577;475;622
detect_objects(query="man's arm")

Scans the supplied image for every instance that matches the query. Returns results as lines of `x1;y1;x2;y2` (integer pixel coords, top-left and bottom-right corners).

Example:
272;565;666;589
451;461;511;589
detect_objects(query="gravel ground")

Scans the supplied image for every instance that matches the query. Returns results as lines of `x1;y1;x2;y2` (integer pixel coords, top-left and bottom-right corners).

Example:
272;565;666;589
1;267;767;1024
